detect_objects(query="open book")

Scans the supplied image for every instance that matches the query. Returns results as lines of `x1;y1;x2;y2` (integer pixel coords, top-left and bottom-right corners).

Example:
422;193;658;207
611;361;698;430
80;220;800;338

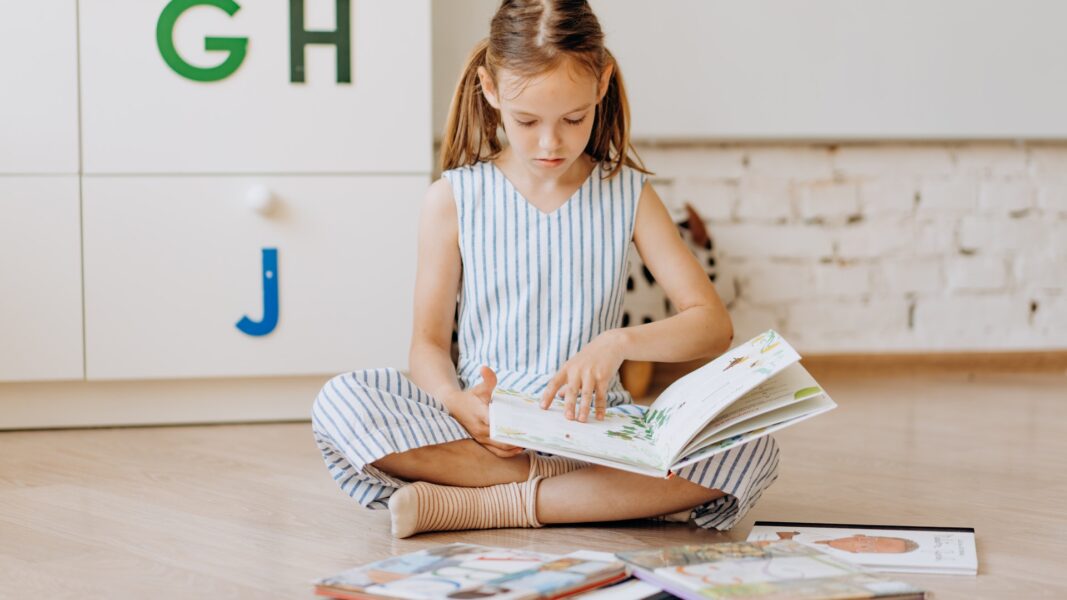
489;330;835;478
313;543;627;600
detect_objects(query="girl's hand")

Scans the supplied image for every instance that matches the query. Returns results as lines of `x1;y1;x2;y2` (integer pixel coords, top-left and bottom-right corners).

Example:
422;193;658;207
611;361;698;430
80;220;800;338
444;366;524;458
539;331;625;422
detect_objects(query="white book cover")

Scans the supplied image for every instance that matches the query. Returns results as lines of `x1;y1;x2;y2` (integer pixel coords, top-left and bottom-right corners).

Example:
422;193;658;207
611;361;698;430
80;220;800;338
747;522;978;575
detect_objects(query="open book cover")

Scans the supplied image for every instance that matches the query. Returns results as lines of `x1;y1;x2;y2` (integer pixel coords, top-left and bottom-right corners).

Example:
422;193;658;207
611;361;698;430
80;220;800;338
615;541;926;600
747;522;978;575
490;330;836;477
314;543;627;600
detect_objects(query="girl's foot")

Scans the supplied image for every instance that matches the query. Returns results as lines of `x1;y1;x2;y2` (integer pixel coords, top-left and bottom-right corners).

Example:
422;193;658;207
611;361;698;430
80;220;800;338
388;477;543;538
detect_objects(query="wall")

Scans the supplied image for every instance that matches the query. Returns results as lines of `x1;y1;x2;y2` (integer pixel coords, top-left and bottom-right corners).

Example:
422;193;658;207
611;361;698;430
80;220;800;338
637;142;1066;352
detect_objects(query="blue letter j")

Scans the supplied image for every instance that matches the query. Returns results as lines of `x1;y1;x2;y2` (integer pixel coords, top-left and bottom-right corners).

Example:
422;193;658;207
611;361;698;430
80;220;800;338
236;248;279;336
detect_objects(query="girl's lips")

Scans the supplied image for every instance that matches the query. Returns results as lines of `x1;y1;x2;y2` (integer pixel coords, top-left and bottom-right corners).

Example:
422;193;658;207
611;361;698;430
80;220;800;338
536;158;564;166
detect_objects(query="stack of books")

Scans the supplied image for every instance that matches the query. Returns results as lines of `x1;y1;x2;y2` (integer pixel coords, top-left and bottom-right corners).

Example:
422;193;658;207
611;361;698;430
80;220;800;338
313;536;958;600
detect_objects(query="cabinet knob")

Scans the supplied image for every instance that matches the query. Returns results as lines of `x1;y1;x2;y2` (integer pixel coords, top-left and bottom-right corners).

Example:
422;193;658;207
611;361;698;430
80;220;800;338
246;185;276;216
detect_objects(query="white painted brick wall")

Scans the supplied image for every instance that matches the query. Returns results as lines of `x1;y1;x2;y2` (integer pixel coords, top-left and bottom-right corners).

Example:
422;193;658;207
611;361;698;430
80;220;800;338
635;141;1067;352
978;180;1036;215
735;179;793;222
946;256;1010;292
796;182;861;224
859;178;917;218
1038;183;1067;215
917;180;977;216
671;178;736;221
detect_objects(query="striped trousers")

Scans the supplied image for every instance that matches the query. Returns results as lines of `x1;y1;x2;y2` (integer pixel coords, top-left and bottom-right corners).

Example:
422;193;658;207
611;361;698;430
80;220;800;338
311;368;780;530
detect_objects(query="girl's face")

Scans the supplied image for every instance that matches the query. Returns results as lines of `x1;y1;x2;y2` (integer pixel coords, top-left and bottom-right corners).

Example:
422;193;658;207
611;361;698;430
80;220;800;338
479;59;611;176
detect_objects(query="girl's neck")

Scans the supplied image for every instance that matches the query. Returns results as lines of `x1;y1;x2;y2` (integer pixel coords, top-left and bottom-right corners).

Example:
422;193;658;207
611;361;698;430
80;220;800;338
494;149;596;194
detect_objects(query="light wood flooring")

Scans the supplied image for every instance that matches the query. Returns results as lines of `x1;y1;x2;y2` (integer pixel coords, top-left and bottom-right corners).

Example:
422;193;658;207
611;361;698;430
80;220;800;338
1;365;1065;598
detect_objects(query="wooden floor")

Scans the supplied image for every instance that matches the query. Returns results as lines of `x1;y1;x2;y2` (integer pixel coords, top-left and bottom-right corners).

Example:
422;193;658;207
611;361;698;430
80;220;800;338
1;366;1065;598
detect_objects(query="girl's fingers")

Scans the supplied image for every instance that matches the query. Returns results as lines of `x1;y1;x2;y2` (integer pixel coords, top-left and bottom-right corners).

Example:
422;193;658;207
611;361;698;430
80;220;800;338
578;376;594;423
563;382;579;420
474;365;498;402
540;373;564;409
595;379;608;420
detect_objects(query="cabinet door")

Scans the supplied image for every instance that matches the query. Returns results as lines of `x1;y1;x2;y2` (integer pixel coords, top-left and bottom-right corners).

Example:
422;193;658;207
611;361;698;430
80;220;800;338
79;0;431;174
0;178;84;382
82;175;423;380
1;0;79;174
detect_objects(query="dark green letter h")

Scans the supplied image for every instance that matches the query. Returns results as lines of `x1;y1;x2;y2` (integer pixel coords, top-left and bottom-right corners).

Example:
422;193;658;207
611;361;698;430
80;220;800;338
289;0;351;83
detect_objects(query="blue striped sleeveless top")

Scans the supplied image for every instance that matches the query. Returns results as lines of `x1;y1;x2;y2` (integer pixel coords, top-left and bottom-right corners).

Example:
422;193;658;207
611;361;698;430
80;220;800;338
441;160;645;406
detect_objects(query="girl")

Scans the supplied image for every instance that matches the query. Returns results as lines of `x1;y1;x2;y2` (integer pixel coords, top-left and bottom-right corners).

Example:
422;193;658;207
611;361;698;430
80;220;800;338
312;0;779;538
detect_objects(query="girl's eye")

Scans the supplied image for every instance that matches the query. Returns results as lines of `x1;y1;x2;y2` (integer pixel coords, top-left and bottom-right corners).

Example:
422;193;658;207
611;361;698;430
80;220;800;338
515;117;586;127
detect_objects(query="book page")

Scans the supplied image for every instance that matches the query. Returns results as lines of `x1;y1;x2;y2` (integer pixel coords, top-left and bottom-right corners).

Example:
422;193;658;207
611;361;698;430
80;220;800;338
669;395;836;471
647;331;801;459
489;390;670;476
676;363;823;458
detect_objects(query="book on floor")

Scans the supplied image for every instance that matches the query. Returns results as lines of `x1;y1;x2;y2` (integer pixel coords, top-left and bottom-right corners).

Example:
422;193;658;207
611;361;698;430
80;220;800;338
489;330;836;478
747;521;978;575
565;550;675;599
615;540;927;600
313;543;628;600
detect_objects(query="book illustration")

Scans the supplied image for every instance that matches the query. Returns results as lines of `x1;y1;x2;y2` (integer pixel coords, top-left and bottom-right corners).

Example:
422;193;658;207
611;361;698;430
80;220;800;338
752;330;781;354
747;523;977;575
315;543;627;599
605;406;674;442
616;541;926;600
724;355;747;370
489;392;669;472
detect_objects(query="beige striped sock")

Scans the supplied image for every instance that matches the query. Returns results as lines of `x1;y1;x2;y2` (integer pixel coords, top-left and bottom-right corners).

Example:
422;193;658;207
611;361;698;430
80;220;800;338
526;451;588;479
388;477;543;538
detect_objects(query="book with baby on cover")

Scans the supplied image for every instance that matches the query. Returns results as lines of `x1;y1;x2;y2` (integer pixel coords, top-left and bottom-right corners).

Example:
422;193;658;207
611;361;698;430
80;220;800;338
489;330;835;478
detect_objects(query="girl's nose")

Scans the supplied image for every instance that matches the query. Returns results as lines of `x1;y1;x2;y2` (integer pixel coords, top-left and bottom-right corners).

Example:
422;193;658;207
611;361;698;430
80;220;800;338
539;126;562;151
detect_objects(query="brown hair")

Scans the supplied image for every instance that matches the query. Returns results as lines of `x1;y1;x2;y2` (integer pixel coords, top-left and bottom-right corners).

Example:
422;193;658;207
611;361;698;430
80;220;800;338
440;0;650;180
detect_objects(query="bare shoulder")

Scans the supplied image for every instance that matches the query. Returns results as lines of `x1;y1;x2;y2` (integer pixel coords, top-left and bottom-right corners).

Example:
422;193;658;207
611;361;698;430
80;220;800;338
423;176;457;219
634;177;671;228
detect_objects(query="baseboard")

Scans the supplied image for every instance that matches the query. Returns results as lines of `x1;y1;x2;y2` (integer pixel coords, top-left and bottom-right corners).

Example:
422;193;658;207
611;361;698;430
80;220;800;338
648;350;1067;393
0;375;329;431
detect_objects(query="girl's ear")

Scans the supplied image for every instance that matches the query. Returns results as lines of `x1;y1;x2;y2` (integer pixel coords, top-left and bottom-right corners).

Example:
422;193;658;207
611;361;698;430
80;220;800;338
597;63;614;102
477;66;501;110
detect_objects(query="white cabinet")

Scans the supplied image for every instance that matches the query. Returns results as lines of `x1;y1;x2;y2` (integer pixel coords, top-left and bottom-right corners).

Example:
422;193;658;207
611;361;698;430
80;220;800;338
0;178;84;382
0;0;80;174
82;175;423;380
79;0;431;174
2;0;431;391
1;0;83;383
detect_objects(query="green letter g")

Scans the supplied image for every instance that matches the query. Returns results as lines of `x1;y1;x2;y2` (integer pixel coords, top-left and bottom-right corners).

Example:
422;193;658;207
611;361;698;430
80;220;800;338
157;0;247;82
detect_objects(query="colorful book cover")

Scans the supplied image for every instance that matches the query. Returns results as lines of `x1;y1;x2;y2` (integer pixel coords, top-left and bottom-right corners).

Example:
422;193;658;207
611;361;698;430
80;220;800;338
747;522;978;575
615;541;926;600
314;543;627;600
489;330;836;478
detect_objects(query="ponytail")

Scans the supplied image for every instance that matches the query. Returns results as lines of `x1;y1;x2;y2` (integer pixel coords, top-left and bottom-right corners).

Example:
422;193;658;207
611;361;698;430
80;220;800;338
440;39;504;172
586;50;650;180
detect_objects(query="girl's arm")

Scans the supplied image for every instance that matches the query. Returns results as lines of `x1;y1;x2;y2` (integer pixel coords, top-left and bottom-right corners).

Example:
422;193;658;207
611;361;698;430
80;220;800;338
408;178;522;457
408;177;465;401
616;181;734;362
540;181;733;421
